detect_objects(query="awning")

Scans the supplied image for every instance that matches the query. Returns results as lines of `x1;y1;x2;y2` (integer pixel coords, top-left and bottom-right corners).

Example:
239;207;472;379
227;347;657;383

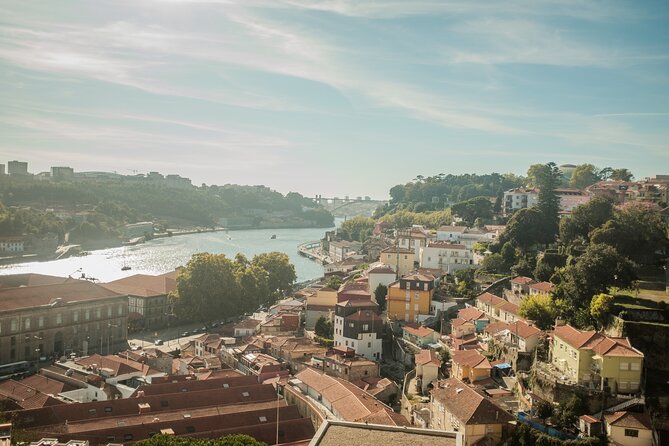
494;363;512;369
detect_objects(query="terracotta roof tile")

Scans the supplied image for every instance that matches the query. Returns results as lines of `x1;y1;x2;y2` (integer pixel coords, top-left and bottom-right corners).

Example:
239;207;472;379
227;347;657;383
605;411;652;430
415;349;440;367
403;325;436;338
431;378;514;425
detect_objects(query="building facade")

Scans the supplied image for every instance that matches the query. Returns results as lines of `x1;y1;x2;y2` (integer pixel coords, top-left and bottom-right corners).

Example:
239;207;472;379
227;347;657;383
419;242;473;273
334;300;383;360
0;281;128;363
387;274;435;323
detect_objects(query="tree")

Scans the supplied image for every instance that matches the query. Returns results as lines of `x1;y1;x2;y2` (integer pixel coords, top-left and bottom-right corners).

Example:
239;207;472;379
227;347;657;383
481;253;506;274
499;208;546;252
374;284;387;311
450;196;493;224
338;216;375;242
533;251;566;282
535;162;561;244
500;242;517;271
251;252;296;299
535;400;553;421
559;195;614;246
589;202;668;264
519;294;556;330
553;244;636;324
569;164;600;189
325;276;343;290
609;168;634;181
526;164;547;187
172;253;241;323
314;316;333;339
135;434;267;446
590;293;614;329
235;264;269;313
554;392;588;430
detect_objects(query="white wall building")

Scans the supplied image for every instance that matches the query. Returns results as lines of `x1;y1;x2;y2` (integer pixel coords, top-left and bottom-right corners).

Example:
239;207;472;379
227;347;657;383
366;264;397;298
419;242;474;273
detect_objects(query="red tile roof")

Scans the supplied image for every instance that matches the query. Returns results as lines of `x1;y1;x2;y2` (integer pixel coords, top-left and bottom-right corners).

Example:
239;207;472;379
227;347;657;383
452;350;492;369
605;411;652;429
477;292;520;316
403;325;436;338
554;325;643;357
511;276;535;285
529;281;555;293
457;307;488;322
431;378;514;425
415;349;440;367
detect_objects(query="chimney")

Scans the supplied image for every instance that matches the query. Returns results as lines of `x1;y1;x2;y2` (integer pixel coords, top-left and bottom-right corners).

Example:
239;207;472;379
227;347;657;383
138;403;151;414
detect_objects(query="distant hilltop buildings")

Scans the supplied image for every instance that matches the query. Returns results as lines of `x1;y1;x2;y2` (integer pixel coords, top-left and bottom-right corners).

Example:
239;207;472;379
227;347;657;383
0;161;193;189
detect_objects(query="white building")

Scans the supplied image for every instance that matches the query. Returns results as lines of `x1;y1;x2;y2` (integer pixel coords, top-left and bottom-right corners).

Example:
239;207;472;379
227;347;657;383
436;225;503;249
396;225;435;262
419;242;474;273
0;237;24;253
366;263;397;298
333;300;383;360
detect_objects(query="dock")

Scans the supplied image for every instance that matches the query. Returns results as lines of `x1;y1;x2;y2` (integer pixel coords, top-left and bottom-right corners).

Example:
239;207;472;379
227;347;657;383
297;241;331;264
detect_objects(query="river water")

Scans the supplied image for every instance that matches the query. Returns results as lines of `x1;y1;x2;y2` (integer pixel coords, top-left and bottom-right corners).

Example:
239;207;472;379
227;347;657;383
0;225;332;283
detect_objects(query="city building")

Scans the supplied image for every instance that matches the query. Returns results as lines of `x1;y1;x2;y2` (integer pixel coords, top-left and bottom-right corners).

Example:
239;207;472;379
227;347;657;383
528;281;555;297
430;378;514;446
419;242;473;273
7;160;28;176
475;292;520;324
396;226;435;262
0;237;24;254
366;264;397;298
451;350;492;383
305;287;337;330
414;349;440;394
0;281;128;363
311;347;380;382
436;225;503;249
328;240;362;263
12;374;315;445
402;325;439;348
551;324;644;394
309;420;461;446
103;273;175;331
379;247;415;277
333;300;383;360
50;166;74;179
233;318;261;337
387;274;435;323
604;411;653;446
503;187;591;216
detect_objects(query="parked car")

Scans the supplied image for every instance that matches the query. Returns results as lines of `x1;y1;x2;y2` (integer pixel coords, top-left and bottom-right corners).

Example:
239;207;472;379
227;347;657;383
181;331;190;337
154;339;164;346
200;326;207;333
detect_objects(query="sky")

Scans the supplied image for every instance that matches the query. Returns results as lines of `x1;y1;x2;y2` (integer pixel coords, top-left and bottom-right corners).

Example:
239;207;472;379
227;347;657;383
0;1;668;199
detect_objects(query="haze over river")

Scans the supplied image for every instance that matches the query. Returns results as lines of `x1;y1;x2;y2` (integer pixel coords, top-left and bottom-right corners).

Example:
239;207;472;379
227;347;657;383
0;225;334;283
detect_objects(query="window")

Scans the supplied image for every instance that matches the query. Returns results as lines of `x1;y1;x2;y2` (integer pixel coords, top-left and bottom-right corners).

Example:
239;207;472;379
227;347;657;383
38;316;44;328
630;382;639;390
241;392;250;397
160;400;168;407
95;308;101;319
107;306;112;317
124;434;134;441
10;319;17;332
104;407;112;413
24;318;30;330
56;313;62;325
89;409;97;415
620;362;629;371
85;310;90;321
259;416;267;422
118;304;123;316
73;312;78;322
624;429;638;438
405;303;410;310
631;362;640;371
414;304;419;311
10;336;16;346
363;324;369;331
368;342;371;348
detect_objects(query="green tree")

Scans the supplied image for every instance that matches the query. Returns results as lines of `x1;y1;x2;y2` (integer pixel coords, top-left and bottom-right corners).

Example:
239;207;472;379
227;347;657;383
519;294;556;330
314;316;333;338
338;216;375;242
172;253;241;323
481;253;506;274
589;202;668;264
534;251;566;282
499;208;545;252
553;244;636;324
450;196;493;224
609;168;634;181
500;242;517;270
590;293;614;329
535;162;561;244
569;163;600;189
374;284;388;311
554;392;588;430
325;276;343;290
236;264;270;313
135;434;267;446
535;400;553;421
251;252;297;299
559;195;614;246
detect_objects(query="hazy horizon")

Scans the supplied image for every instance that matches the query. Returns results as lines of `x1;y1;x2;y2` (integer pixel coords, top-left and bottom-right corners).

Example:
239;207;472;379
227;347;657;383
1;1;668;199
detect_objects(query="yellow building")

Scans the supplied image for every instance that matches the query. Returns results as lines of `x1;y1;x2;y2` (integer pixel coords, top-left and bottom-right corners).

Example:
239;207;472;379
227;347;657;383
379;247;415;277
552;324;644;394
430;378;514;446
305;287;338;330
605;411;653;446
387;273;435;323
451;350;492;383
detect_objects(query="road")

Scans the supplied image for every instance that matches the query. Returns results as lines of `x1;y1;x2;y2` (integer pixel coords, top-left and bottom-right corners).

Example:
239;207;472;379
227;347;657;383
126;321;221;353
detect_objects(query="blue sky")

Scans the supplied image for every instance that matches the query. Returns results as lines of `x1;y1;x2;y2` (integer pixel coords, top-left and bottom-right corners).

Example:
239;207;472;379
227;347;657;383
1;0;668;199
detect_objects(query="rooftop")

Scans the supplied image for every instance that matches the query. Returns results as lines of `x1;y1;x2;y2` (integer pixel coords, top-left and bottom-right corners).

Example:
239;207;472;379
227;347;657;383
310;420;459;446
0;281;126;312
431;378;514;425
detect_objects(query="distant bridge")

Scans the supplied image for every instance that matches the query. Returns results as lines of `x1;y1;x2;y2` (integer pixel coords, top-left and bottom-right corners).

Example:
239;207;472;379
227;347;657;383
313;195;388;210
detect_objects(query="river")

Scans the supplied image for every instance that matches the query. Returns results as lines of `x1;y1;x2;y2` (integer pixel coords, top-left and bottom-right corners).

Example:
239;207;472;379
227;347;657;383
0;225;334;283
